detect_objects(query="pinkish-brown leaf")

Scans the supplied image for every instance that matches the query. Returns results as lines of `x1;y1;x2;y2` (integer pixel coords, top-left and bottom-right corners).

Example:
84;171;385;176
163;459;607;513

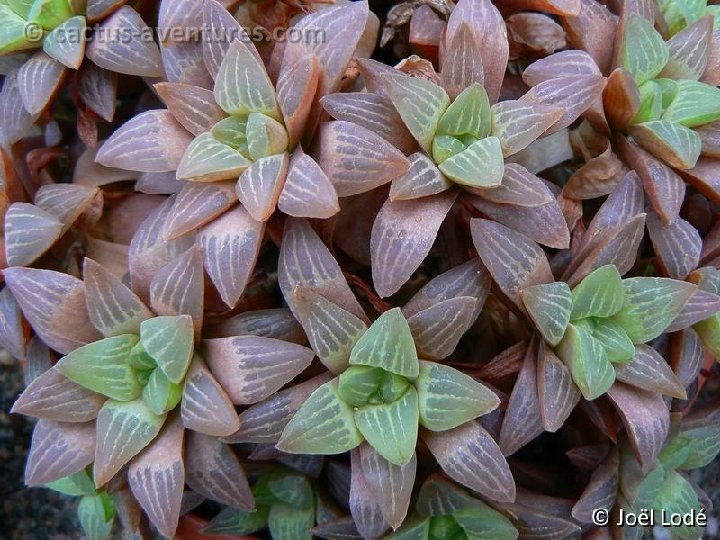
0;287;25;359
25;420;95;485
537;343;581;432
389;152;452;201
236;153;289;222
278;149;340;219
34;184;102;230
440;22;484;101
201;0;257;79
475;164;555;207
349;449;390;538
666;290;720;333
276;53;320;149
646;212;701;280
409;5;445;47
670;329;704;388
155;83;225;136
560;0;617;73
181;356;240;436
571;447;618;523
407;297;479;361
77;62;116;122
165;182;237;239
159;40;213;89
204;308;305;343
660;16;712;81
614;345;686;399
4;203;63;267
0;70;38;146
17;52;66;115
522;50;601;86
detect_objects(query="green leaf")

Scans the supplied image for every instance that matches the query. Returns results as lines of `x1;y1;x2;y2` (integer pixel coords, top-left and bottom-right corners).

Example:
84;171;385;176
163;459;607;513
620;14;669;85
129;341;156;370
385;72;450;153
662;80;720;128
93;399;166;487
655;79;679;108
630;120;701;169
659;434;693;470
203;506;269;535
211;115;248;148
521;282;572;346
453;505;518;540
592;319;635;364
56;335;142;401
6;0;34;18
612;277;697;343
77;493;114;540
277;379;364;455
354;385;419;466
432;135;467;164
429;515;465;539
268;502;315;540
337;365;384;407
632;80;663;124
0;6;35;54
268;472;314;509
438;137;504;187
27;0;74;31
694;313;720;357
664;426;720;470
349;308;419;379
246;112;289;161
42;15;85;69
45;470;96;496
659;0;707;35
416;477;475;517
176;132;252;181
380;372;412;403
570;265;625;320
416;361;499;431
436;84;491;140
142;368;183;415
385;516;431;540
140;315;194;384
556;324;616;400
652;470;703;540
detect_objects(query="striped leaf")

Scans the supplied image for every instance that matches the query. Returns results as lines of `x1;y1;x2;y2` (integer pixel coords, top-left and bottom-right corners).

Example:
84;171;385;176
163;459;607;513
17;51;66;115
84;258;153;338
660;16;713;81
165;182;237;239
34;184;102;230
438;136;504;187
294;288;367;374
662;80;720;128
0;5;34;54
477;163;555;207
646;212;701;280
204;507;268;536
140;315;194;384
653;471;703;539
181;356;240;436
143;368;182;416
354;386;419;466
389;152;451;201
42;15;86;69
632;80;664;124
268;503;315;540
77;493;114;540
278;150;339;219
592;319;636;364
557;324;615;400
538;344;581;432
277;380;364;456
630;120;701;170
27;0;73;29
349;308;419;378
620;14;669;84
339;366;396;408
176;132;252;182
128;415;184;539
155;83;226;136
521;282;572;346
614;344;686;399
570;264;625;319
77;62;115;122
4;202;62;267
56;335;141;401
491;101;563;157
201;0;253;79
522;50;602;86
407;297;479;361
611;277;697;343
94;399;166;487
416;361;499;431
202;335;315;405
349;449;390;538
436;84;490;139
235;152;288;222
213;40;277;117
25;420;96;486
275;51;319;148
571;448;619;523
246;113;288;161
0;287;25;360
440;22;484;101
383;70;449;152
211;115;247;148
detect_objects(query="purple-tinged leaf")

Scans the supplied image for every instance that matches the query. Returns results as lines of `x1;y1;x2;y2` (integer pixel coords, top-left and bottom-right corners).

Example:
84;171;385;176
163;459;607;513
409;4;444;46
646;212;700;280
34;184;102;230
181;356;240;436
607;383;669;472
680;157;720;205
469;194;570;249
660;16;712;81
128;414;184;539
4;202;62;267
95;111;193;173
165;181;237;239
630;121;701;170
571;447;618;523
0;69;38;146
320;92;418;155
185;431;254;510
278;149;339;219
16;51;66;115
490;101;564;158
359;444;415;530
204;308;305;343
25;420;95;486
477;164;555;207
560;0;616;73
276;53;319;149
666;290;720;333
314;121;410;197
227;374;331;444
86;0;128;23
499;342;543;456
73;147;137;187
278;218;367;321
614;344;686;399
521;282;572;346
294;288;367;373
445;0;507;102
86;6;164;77
424;420;516;502
197;205;264;308
12;367;104;422
203;335;314;405
236;152;289;222
83;258;153;338
537;344;580;432
389;152;451;201
77;62;116;122
149;248;204;338
407;297;479;360
140;315;194;384
214;40;276;117
349;449;390;539
201;0;255;79
440;22;484;101
470;218;554;309
522;50;601;86
4;268;102;355
505;128;573;174
371;190;457;298
0;286;25;359
155;83;225;136
136;172;186;195
670;329;704;391
563;142;628;199
94;399;165;487
42;16;86;69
